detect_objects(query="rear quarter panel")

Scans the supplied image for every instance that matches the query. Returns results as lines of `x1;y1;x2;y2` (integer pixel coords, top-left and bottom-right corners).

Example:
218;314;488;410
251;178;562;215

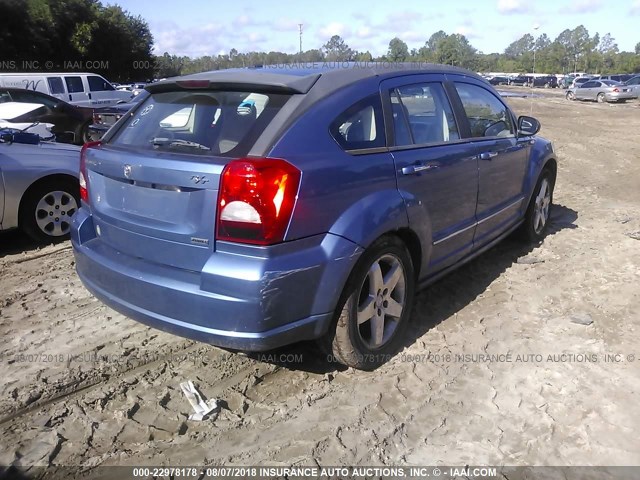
268;77;409;250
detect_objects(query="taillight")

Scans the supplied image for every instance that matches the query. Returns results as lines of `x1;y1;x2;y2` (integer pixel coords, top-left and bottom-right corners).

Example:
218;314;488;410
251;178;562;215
216;158;301;245
612;88;619;92
79;141;101;203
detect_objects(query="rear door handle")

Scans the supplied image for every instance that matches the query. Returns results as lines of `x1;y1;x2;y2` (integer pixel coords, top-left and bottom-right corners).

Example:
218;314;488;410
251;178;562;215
401;164;439;175
478;151;499;160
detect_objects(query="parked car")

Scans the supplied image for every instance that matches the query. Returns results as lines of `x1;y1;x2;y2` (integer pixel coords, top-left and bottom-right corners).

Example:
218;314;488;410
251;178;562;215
88;91;149;141
71;64;557;370
508;75;530;86
0;88;93;144
0;129;80;242
566;79;636;103
532;76;558;88
488;75;510;85
571;76;594;88
0;104;56;139
597;74;634;83
559;76;576;89
624;76;640;96
0;72;132;107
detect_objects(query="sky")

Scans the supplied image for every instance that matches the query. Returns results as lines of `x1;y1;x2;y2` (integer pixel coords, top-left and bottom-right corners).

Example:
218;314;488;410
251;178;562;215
109;0;640;58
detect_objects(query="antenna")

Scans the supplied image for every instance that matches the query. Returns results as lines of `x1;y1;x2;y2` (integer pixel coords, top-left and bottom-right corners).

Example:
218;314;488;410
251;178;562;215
299;24;303;55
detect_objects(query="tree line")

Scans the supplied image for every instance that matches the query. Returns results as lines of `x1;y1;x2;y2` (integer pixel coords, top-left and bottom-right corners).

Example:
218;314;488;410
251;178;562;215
1;3;638;82
0;0;154;81
156;26;640;79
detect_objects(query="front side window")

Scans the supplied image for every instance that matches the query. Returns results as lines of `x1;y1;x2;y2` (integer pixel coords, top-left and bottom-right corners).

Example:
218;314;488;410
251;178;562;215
110;90;289;157
65;76;84;93
390;82;459;147
330;95;385;151
88;75;114;92
454;82;514;138
47;77;65;95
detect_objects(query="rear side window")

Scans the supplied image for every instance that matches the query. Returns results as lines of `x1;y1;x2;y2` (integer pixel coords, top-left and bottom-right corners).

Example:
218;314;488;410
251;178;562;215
65;76;84;93
88;75;114;91
109;90;290;157
454;83;514;138
330;95;385;151
390;83;459;146
47;77;65;95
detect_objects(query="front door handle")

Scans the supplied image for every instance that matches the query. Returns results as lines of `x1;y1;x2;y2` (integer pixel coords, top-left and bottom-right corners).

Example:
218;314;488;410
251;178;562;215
401;164;439;175
478;151;499;161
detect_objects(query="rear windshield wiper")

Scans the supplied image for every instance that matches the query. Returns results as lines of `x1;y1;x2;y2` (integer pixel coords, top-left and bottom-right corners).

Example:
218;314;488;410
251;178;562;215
151;137;210;151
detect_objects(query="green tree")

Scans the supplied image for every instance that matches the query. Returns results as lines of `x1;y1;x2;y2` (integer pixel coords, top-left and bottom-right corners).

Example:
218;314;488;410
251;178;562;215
387;37;409;62
155;52;185;78
505;34;534;58
436;34;477;68
418;30;447;61
88;5;154;81
354;51;373;62
322;35;354;61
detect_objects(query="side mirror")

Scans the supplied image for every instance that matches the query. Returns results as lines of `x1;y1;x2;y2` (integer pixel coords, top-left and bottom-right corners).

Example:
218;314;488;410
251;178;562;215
517;115;540;136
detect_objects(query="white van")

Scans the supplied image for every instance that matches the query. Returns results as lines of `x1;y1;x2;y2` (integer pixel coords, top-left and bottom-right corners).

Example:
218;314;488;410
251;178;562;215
0;73;133;106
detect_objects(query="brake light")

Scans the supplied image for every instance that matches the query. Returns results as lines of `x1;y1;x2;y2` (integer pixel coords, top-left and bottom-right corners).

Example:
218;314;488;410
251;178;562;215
216;158;301;245
612;88;619;92
79;141;101;203
176;80;210;89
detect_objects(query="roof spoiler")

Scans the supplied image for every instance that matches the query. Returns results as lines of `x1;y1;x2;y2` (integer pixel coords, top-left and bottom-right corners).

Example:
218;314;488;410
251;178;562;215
146;71;321;95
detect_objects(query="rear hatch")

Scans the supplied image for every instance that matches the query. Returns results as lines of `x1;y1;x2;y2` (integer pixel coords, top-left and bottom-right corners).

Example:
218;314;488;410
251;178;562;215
84;87;291;272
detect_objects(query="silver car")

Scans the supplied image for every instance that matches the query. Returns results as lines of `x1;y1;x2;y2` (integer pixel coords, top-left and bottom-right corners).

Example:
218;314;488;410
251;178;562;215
624;76;640;96
0;131;80;242
566;79;637;103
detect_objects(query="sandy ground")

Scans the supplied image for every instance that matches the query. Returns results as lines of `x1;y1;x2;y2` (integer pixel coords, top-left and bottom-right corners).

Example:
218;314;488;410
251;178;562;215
1;90;639;476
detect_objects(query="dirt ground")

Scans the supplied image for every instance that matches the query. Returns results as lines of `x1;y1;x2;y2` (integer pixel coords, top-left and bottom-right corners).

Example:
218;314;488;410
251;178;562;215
1;89;639;476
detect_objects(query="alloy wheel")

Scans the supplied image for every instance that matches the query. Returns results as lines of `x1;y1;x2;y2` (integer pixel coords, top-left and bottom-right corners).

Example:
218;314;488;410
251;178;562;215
356;254;407;349
533;178;551;235
35;190;78;237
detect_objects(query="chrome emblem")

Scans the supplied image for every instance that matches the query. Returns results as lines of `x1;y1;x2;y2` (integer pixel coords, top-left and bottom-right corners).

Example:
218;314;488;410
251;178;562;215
124;164;132;178
191;175;209;185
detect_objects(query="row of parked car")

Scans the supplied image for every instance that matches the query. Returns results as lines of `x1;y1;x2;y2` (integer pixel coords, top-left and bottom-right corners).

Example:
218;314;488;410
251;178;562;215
487;75;559;88
483;71;640;104
566;74;640;103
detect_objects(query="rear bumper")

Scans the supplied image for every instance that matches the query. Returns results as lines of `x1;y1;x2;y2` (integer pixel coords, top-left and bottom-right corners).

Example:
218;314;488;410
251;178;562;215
606;93;636;101
71;209;363;351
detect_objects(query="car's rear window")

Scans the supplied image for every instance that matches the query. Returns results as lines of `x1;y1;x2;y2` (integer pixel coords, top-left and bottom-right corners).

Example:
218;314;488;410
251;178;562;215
109;89;290;157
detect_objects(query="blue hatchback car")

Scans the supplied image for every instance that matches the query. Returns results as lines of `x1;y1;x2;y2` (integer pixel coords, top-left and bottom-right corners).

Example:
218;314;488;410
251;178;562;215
71;64;557;369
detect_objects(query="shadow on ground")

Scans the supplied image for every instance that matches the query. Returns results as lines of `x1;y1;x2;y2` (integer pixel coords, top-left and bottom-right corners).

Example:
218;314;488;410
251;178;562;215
251;203;578;373
0;230;61;259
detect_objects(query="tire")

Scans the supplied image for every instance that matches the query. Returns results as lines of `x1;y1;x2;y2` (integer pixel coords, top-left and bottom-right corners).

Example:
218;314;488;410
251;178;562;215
75;122;91;145
597;93;606;103
519;169;554;242
566;91;575;101
19;179;80;243
323;235;415;370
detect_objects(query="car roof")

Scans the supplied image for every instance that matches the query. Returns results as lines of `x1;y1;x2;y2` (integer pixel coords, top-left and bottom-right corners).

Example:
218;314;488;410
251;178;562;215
147;62;483;96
